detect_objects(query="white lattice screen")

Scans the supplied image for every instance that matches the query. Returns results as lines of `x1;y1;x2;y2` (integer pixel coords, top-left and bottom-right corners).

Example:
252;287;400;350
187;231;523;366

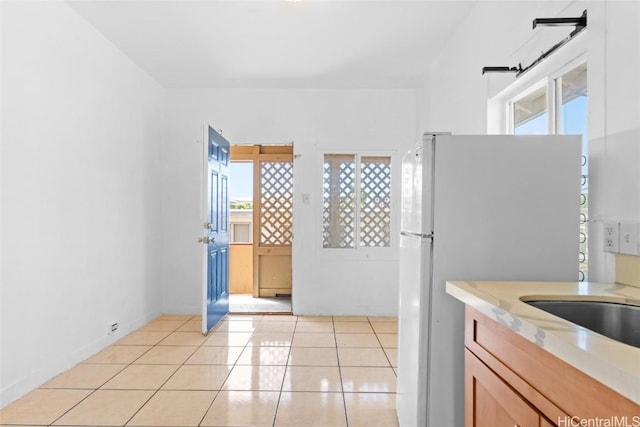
323;154;391;249
260;161;293;246
323;155;356;248
359;156;391;247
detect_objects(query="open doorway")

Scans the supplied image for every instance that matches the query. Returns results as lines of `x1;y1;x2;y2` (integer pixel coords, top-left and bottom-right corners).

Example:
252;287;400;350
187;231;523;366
228;144;293;313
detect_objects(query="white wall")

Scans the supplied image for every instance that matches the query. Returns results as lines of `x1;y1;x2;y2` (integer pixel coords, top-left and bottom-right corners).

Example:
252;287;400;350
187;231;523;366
162;89;416;316
417;0;640;283
588;1;640;281
1;1;165;406
418;1;575;133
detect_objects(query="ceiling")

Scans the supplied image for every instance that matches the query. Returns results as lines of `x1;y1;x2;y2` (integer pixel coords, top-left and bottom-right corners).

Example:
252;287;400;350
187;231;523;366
68;0;476;89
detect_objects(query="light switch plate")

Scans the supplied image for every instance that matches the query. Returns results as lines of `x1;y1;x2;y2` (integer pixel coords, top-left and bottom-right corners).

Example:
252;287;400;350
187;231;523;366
619;223;639;255
603;222;619;253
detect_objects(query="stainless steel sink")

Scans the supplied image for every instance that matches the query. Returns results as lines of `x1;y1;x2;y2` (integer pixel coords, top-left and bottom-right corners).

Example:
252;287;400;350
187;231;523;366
525;300;640;348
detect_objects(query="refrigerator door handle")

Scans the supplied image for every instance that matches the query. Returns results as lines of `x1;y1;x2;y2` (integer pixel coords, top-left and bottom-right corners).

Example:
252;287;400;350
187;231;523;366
400;231;434;239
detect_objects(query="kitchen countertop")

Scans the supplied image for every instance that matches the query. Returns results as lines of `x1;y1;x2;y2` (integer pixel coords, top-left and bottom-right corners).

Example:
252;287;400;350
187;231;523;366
446;280;640;405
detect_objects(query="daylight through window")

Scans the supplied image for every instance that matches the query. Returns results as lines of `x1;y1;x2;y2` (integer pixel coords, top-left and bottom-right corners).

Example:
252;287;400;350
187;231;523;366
510;62;588;281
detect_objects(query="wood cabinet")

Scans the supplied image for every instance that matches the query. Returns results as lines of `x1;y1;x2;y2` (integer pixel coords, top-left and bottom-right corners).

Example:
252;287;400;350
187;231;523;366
465;349;541;427
464;306;640;427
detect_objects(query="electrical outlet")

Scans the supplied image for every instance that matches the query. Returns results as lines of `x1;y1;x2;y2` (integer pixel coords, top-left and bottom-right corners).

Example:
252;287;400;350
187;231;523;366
603;222;619;253
107;322;119;335
619;223;639;255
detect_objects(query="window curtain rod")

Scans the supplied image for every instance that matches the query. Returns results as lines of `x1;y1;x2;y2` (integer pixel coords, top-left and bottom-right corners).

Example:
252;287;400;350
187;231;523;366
482;10;587;77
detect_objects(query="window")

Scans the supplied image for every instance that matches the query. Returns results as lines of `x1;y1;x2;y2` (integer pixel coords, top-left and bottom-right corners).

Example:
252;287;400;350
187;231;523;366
514;86;548;135
229;161;254;244
232;223;251;243
509;62;588;281
322;154;392;249
559;64;588;281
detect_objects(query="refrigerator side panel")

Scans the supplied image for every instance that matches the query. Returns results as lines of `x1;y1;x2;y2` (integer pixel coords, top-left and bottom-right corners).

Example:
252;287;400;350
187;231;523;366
396;234;432;427
428;134;581;427
433;135;581;280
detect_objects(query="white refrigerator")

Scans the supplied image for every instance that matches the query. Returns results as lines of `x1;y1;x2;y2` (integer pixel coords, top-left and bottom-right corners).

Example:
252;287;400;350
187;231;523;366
396;134;581;427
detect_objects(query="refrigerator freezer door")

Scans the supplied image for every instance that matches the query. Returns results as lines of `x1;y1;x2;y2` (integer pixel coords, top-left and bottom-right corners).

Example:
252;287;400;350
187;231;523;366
397;233;432;427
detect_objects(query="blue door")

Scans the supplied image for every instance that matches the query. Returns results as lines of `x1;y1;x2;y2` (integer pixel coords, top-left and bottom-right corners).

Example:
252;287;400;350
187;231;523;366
202;126;230;333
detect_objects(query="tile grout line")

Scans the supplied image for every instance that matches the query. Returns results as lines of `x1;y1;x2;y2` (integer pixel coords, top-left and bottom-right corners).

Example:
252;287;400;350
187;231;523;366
131;316;215;425
114;315;220;426
6;314;397;427
198;313;266;427
270;315;298;427
196;314;256;427
334;317;350;427
369;317;397;372
121;316;200;427
45;315;194;427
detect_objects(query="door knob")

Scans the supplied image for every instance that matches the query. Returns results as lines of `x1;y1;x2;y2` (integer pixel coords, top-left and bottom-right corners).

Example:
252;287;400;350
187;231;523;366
203;222;212;229
197;237;210;244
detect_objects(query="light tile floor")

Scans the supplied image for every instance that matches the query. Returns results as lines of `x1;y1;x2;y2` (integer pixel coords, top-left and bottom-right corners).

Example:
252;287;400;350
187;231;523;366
229;294;292;314
0;314;399;427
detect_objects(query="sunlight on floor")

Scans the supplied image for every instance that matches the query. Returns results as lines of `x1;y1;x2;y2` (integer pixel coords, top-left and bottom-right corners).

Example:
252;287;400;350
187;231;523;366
229;294;292;313
0;314;399;426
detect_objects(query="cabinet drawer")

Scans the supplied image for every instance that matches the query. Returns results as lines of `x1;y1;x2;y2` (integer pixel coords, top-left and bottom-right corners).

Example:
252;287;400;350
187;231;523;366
465;349;541;427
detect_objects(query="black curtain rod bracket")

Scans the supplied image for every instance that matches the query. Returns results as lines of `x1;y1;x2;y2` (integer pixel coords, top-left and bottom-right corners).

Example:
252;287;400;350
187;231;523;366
533;10;587;37
481;65;523;75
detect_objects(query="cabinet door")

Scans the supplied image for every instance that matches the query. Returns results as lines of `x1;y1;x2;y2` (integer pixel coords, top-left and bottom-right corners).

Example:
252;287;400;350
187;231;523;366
465;349;541;427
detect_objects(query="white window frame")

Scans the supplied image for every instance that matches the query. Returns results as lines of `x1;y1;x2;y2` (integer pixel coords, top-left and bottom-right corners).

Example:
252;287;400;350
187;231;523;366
488;31;586;134
507;55;587;135
231;222;252;244
508;79;549;134
549;57;589;134
317;148;400;261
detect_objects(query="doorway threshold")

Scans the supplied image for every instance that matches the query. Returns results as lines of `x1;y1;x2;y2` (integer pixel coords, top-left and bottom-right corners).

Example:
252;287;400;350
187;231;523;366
229;293;292;314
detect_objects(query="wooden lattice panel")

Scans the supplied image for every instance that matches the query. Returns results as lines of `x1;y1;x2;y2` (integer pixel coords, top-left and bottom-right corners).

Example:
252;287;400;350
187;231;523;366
260;161;293;246
323;156;356;248
359;157;391;247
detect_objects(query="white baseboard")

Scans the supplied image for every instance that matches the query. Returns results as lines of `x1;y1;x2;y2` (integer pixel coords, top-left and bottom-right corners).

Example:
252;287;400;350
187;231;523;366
0;309;161;408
